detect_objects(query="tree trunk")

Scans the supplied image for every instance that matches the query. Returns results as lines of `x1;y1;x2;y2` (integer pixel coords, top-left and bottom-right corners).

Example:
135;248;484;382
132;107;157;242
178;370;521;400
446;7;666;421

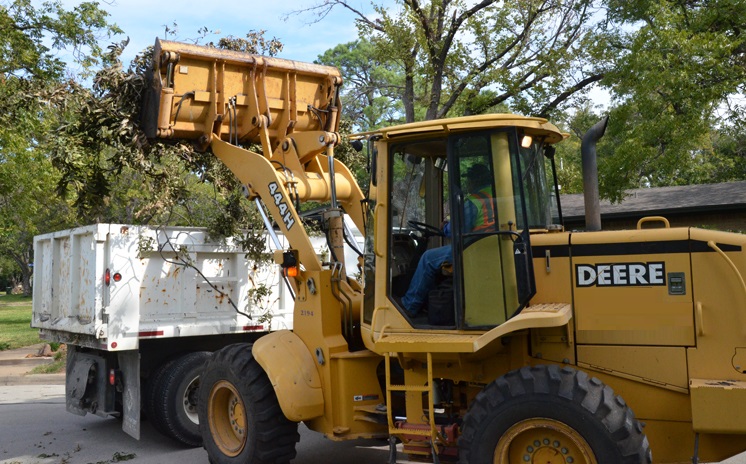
21;268;31;296
7;248;32;296
404;62;416;123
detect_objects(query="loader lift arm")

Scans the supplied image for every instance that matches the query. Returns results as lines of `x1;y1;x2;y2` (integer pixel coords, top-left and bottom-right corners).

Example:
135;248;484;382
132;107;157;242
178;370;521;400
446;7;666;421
142;40;369;428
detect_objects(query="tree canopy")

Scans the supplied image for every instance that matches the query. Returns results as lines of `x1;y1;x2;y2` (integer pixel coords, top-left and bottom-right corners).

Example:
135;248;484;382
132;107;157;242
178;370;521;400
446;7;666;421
595;0;746;200
304;0;605;122
309;0;746;201
0;0;120;294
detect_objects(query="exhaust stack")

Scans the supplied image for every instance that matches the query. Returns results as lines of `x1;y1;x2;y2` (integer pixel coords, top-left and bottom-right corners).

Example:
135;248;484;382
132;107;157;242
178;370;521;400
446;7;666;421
581;116;609;231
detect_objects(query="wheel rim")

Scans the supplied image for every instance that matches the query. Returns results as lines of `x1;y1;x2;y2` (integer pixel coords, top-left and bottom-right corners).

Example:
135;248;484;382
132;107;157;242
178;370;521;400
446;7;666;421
208;380;247;457
182;375;200;425
494;418;597;464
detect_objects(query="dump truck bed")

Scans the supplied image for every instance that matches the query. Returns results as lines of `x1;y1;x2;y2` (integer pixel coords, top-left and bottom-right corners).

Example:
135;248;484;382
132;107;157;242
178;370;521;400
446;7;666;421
32;224;298;351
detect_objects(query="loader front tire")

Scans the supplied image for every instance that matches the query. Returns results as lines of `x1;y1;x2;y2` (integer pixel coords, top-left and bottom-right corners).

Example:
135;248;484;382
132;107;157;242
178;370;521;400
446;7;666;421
198;343;299;464
459;365;652;464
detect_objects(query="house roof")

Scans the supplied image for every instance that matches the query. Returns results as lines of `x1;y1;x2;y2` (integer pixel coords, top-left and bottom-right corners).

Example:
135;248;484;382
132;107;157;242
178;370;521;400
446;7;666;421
561;180;746;221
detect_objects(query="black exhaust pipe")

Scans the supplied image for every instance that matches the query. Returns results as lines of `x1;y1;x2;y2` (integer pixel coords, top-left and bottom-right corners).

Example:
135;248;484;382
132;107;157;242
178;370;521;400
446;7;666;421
581;116;609;231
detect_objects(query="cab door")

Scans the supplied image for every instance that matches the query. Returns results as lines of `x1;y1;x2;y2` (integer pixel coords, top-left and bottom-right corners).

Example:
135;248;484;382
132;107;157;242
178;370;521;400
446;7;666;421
449;130;535;328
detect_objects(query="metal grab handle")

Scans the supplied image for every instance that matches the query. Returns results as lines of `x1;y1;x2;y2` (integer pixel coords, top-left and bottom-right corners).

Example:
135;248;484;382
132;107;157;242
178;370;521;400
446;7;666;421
637;216;670;229
369;307;390;343
695;301;704;336
374;203;384;258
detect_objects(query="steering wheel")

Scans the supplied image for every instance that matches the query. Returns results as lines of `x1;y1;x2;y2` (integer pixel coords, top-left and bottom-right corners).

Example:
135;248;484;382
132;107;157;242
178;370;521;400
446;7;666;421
408;220;444;237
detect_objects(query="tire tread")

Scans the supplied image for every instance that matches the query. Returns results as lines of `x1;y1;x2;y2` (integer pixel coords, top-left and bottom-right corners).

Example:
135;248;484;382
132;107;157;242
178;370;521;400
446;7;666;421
199;343;299;464
459;364;652;464
147;351;211;447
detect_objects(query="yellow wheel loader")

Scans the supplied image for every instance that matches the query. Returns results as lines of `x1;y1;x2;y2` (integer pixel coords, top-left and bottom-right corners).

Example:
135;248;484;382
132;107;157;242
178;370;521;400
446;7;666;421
142;39;746;463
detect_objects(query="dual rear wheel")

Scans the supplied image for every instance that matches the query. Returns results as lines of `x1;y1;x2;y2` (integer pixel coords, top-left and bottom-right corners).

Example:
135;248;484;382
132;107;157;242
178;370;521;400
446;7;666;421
146;351;210;447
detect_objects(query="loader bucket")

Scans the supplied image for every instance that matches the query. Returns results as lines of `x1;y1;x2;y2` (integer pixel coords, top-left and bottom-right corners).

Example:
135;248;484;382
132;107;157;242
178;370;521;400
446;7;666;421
141;39;342;150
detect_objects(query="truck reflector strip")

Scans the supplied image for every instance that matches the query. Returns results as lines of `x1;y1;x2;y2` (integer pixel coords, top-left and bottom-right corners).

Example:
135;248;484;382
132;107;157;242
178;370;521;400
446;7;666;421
242;325;264;331
138;330;165;337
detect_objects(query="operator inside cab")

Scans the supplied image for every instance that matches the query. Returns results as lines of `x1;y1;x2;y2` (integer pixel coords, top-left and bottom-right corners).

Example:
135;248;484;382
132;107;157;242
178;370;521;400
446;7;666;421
401;163;495;318
379;128;557;330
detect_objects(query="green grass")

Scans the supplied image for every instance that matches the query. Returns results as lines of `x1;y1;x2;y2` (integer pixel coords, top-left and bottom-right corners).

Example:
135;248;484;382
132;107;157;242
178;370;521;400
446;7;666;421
0;293;40;350
30;350;67;374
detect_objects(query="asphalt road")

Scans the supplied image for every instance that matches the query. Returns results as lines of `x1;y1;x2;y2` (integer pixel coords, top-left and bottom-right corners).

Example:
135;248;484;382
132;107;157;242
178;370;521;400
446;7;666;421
0;384;410;464
3;384;746;464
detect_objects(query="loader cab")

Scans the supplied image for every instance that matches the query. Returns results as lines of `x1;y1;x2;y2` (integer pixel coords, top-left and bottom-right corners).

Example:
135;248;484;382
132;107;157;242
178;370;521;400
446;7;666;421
364;116;563;331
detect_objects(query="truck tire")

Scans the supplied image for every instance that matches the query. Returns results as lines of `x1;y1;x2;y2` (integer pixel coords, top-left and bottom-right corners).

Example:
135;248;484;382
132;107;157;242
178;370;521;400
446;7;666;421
198;343;299;464
147;351;211;447
459;365;652;464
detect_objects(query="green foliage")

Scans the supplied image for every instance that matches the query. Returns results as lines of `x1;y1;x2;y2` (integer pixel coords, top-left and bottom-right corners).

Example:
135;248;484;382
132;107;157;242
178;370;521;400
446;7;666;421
336;119;369;187
0;1;120;295
595;0;746;197
209;31;284;56
316;39;405;130
312;0;604;122
50;39;267;250
0;115;77;295
310;0;746;202
0;0;120;81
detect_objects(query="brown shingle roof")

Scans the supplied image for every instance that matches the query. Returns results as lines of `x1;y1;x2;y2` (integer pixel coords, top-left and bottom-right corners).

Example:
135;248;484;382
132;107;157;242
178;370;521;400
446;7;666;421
561;181;746;220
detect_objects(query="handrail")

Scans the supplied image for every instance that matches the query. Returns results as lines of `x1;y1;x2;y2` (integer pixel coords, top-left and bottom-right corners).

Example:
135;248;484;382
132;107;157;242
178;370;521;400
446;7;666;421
374;203;385;258
369;307;391;344
707;241;746;315
376;324;391;343
637;216;670;229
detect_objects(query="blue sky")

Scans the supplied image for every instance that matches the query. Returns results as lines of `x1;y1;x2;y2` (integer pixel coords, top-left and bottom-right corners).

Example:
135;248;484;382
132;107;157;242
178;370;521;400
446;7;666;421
57;0;392;67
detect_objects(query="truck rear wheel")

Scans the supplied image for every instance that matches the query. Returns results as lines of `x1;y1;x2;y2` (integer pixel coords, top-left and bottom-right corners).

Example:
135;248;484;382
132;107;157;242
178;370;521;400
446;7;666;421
198;343;299;464
458;365;652;464
147;351;211;447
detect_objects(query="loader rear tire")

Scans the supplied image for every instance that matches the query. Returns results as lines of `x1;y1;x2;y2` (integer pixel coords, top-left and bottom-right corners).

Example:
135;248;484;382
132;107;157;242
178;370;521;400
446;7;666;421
459;365;652;464
198;343;299;464
147;351;211;447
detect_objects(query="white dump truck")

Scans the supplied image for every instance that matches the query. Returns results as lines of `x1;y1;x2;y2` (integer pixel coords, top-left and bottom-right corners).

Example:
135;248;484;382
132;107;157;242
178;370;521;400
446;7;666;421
31;223;361;446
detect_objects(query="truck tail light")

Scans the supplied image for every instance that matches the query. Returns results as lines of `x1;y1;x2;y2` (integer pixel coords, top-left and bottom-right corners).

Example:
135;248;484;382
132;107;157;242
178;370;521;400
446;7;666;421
105;269;122;286
109;368;116;386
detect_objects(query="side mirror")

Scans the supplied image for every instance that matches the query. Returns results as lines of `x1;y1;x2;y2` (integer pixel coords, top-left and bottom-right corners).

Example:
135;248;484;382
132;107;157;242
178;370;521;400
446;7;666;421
350;139;364;152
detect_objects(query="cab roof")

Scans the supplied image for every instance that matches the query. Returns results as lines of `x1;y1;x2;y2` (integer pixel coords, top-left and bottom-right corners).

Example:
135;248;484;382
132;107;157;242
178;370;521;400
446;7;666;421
354;114;567;144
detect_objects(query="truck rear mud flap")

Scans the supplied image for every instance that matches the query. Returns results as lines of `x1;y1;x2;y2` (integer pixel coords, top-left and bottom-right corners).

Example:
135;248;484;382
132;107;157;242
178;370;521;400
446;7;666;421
65;349;115;417
67;354;97;415
65;347;142;439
